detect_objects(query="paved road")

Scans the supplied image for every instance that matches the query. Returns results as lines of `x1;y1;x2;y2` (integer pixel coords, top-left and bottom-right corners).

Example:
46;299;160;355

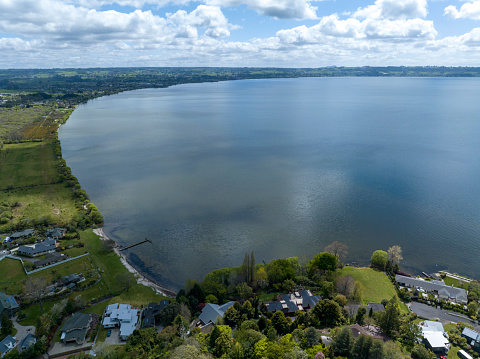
409;302;480;331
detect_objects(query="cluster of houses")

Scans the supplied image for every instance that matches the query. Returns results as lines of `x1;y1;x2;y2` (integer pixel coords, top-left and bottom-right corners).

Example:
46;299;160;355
2;228;67;259
265;290;322;314
395;274;468;304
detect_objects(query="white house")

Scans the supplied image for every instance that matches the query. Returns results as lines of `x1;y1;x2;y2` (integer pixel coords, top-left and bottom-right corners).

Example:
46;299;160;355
102;303;139;340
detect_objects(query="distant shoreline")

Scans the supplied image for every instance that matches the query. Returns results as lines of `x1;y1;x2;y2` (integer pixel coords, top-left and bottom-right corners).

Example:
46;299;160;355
93;227;177;297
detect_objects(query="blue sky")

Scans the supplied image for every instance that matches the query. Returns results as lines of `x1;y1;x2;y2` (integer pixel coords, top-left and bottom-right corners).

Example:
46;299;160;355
1;0;480;68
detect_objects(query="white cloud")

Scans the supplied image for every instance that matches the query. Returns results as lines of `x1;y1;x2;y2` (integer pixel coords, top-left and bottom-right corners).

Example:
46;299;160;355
354;0;428;20
445;1;480;20
0;37;40;50
206;0;318;20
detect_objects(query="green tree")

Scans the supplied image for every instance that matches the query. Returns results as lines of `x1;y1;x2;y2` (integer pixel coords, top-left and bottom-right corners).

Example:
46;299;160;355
271;311;289;335
0;314;13;339
352;334;373;359
411;344;434;359
305;327;320;347
400;321;421;347
311;299;343;326
214;331;233;357
368;340;386;359
331;326;354;358
468;301;479;318
224;305;241;327
356;307;367;325
324;241;348;260
308;252;337;273
237;282;253;300
387;246;403;267
378;298;401;338
370;250;388;270
265;259;296;283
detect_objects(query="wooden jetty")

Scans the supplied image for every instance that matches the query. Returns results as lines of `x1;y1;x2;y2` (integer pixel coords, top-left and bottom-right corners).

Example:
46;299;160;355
119;237;152;251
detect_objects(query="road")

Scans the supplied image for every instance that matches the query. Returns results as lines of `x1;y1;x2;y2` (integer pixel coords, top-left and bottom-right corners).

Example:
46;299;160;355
409;302;480;331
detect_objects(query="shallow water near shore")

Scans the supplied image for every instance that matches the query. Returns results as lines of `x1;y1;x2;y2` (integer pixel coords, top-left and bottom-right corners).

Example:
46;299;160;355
59;77;480;289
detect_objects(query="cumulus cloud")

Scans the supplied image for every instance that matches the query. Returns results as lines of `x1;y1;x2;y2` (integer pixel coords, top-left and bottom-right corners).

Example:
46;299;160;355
0;37;40;50
445;1;480;20
206;0;318;20
354;0;428;20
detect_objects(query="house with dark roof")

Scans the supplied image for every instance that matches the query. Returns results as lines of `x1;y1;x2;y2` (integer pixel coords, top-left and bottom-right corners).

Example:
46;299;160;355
18;333;36;352
265;290;322;315
198;301;235;327
395;275;468;304
462;327;480;353
0;292;19;317
45;228;66;239
141;300;170;328
33;252;66;269
0;335;17;358
62;273;84;286
17;238;57;257
9;229;36;240
60;313;92;344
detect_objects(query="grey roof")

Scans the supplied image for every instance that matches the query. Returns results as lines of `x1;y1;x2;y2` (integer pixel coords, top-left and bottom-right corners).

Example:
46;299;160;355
0;335;16;356
395;275;468;303
9;229;35;239
18;333;36;352
63;328;88;343
420;321;445;334
266;290;322;313
61;313;92;333
45;228;66;238
18;240;56;256
462;328;480;343
198;301;235;325
33;252;65;268
142;300;170;328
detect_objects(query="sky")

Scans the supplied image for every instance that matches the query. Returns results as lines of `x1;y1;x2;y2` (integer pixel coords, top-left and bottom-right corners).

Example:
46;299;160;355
1;0;480;68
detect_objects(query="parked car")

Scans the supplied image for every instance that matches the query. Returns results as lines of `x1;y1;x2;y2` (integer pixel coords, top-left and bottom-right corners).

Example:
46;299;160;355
107;330;111;337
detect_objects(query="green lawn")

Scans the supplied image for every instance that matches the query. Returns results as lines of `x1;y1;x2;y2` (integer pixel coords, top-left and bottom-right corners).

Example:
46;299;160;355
337;267;397;304
443;276;469;290
0;258;25;293
0;142;60;189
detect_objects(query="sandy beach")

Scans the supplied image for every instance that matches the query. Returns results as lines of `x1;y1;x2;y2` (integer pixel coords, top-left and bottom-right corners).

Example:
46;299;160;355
93;227;176;298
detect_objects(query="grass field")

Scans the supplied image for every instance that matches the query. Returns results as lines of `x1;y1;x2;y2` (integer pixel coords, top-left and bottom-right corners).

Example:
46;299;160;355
0;106;53;140
444;276;469;290
337;267;397;304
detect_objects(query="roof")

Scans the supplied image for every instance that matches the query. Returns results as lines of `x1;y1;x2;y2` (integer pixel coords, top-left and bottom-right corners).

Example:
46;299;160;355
33;252;65;268
266;290;322;313
61;313;92;333
0;292;19;312
198;301;235;325
10;229;35;239
18;240;56;256
462;328;480;342
18;333;36;352
395;275;468;302
420;321;445;334
0;335;17;356
423;331;449;349
142;300;170;328
349;324;390;342
45;228;66;238
63;328;88;343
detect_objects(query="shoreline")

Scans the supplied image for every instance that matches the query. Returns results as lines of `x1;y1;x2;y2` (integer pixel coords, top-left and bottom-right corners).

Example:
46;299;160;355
93;227;177;298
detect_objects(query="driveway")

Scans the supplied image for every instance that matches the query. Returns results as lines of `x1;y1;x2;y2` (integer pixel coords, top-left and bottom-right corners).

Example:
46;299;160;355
409;302;480;331
104;328;125;345
13;318;35;342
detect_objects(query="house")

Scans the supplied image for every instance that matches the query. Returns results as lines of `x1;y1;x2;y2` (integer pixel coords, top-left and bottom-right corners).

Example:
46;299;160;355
198;301;235;327
33;252;66;269
349;324;390;342
0;335;17;358
462;327;480;353
18;333;36;352
62;273;84;286
17;238;57;257
9;229;36;240
45;228;66;239
395;275;468;304
0;292;19;317
419;321;450;357
60;313;92;344
265;290;322;315
141;300;170;328
102;303;139;340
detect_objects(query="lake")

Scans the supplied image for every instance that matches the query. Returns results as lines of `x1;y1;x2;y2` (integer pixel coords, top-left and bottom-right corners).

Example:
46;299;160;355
59;77;480;289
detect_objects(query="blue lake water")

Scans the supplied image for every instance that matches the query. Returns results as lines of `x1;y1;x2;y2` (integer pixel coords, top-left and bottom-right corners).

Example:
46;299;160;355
59;77;480;289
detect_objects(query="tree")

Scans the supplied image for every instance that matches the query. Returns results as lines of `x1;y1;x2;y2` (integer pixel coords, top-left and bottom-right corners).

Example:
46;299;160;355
334;294;348;307
271;311;289;335
116;272;135;293
400;320;421;347
23;276;47;311
308;252;337;273
411;344;434;359
331;326;354;358
236;282;253;300
324;241;348;260
369;340;386;359
256;267;268;288
468;301;479;318
266;259;296;283
1;314;13;338
305;327;320;347
370;250;388;270
387;246;403;267
173;314;190;339
356;307;367;325
352;334;373;359
378;298;401;338
311;299;343;326
335;275;354;296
